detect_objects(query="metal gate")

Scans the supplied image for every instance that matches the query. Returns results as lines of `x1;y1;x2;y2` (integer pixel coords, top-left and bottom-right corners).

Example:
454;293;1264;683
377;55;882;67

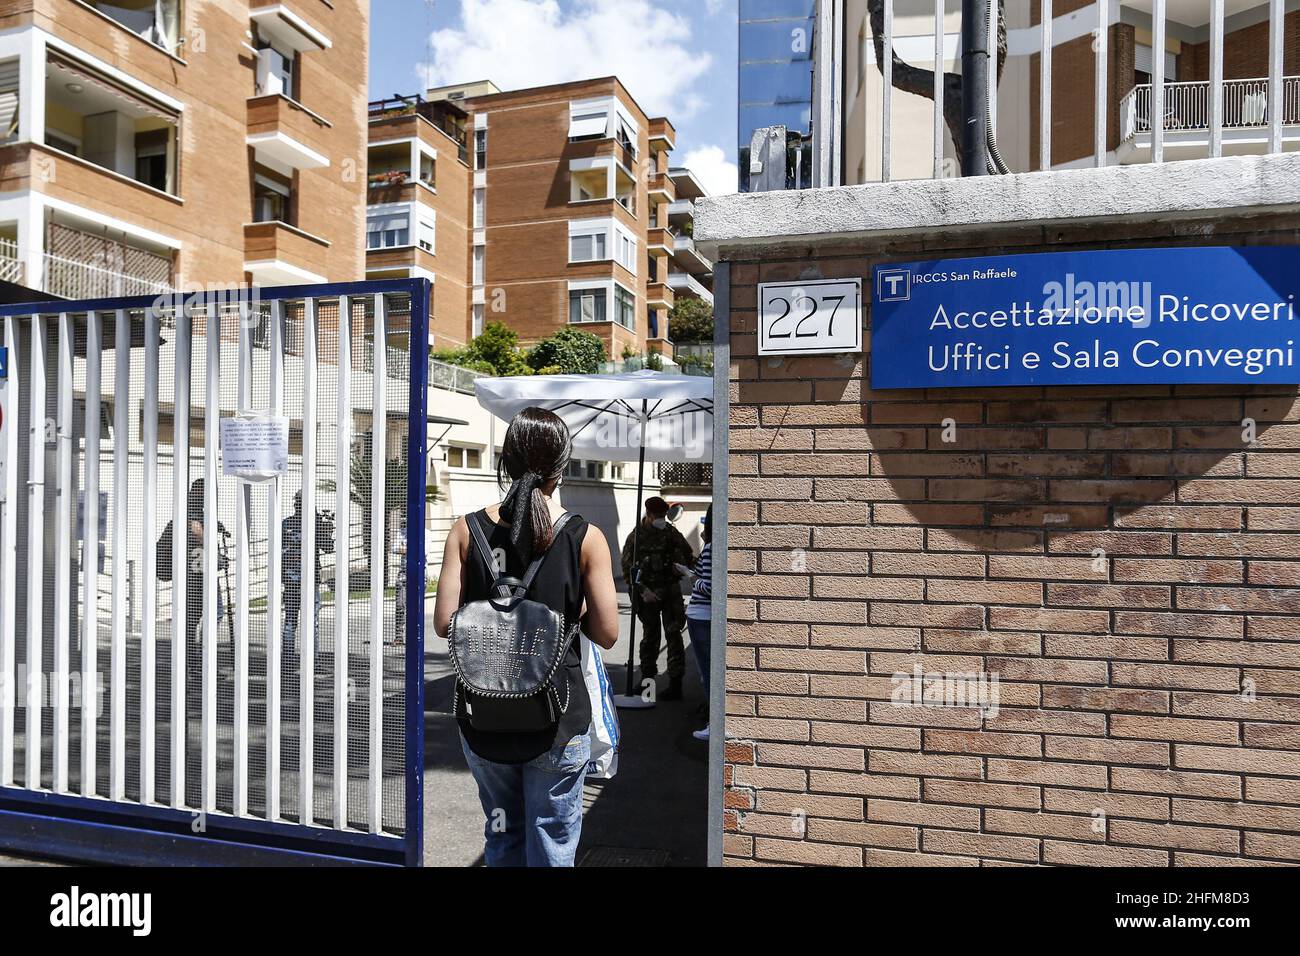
0;278;428;866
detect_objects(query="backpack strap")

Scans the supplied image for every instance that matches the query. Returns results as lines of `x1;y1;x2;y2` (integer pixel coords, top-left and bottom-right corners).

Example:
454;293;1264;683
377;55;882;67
467;510;577;601
466;511;511;600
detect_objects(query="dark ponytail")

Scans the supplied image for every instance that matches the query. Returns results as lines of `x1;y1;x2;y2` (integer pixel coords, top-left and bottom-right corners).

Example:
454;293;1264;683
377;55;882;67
497;407;571;560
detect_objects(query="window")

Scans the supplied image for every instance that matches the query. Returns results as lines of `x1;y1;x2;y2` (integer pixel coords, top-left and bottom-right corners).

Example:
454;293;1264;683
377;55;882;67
569;107;609;140
254;171;291;224
46;130;79;156
473;188;486;229
472;245;484;285
0;59;18;144
565;459;601;480
135;128;169;191
86;0;182;52
420;151;436;187
472;303;485;337
614;284;635;331
255;44;294;98
367;205;410;248
417;207;435;252
649;308;661;338
615;229;637;273
474;129;487;169
569;231;607;263
447;445;482;469
615;117;637;159
569;288;606;324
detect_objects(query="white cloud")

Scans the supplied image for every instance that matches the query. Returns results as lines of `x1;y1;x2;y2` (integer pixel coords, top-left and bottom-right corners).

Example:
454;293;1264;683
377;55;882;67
679;144;737;196
421;0;713;120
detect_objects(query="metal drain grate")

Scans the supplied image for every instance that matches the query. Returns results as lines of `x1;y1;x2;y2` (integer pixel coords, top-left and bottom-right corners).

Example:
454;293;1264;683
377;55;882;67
579;846;672;867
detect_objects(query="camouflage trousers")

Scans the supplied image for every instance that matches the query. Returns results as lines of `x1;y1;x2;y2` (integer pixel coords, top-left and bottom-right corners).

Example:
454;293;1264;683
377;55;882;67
635;585;686;681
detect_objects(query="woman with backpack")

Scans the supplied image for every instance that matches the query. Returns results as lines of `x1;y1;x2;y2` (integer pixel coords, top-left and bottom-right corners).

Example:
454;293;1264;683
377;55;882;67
433;407;620;867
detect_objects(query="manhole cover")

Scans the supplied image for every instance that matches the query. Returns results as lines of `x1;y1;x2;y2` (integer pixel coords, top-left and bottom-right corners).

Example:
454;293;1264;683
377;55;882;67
579;846;672;867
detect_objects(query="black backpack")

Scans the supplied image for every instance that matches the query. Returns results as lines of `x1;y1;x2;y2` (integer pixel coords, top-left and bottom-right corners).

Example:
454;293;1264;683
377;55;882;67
449;512;579;734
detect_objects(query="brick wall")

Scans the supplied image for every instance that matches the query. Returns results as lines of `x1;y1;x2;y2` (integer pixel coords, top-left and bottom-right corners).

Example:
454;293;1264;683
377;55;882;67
721;213;1300;866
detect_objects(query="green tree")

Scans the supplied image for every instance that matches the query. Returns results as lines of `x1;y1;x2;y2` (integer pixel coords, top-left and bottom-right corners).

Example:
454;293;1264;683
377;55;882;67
432;321;532;376
527;326;607;374
668;297;714;344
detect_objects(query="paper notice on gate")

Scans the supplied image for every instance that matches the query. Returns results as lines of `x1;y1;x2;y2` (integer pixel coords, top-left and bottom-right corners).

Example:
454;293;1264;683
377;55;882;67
221;413;290;482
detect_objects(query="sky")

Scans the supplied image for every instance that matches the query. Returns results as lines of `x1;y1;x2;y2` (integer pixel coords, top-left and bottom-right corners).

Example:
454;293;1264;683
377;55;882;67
367;0;739;196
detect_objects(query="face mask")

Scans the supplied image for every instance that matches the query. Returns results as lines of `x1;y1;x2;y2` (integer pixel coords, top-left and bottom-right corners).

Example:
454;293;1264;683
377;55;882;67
651;518;667;530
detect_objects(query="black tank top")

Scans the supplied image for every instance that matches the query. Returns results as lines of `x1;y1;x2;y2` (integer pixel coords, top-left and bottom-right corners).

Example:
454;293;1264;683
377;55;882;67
457;509;592;764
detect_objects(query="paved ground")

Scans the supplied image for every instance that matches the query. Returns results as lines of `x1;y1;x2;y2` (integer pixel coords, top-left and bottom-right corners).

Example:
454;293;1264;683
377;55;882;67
0;594;710;867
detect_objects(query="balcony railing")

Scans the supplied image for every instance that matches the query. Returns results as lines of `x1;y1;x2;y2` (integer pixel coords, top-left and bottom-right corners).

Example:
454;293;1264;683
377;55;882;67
1121;76;1300;140
0;238;173;299
359;339;484;395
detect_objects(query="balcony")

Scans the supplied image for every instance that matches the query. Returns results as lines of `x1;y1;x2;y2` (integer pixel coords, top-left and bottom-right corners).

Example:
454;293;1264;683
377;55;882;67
648;171;675;205
1119;76;1300;160
250;4;332;53
42;51;180;196
648;117;676;152
369;95;469;164
0;232;173;299
647;281;674;309
672;234;711;275
668;271;712;305
243;220;328;285
247;94;330;172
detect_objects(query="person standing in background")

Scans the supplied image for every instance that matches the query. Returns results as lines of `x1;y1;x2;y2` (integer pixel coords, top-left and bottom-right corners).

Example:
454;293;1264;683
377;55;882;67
682;505;713;740
621;496;694;700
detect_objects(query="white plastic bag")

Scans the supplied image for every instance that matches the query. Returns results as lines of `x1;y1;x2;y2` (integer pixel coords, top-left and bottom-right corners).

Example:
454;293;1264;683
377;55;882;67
581;635;620;779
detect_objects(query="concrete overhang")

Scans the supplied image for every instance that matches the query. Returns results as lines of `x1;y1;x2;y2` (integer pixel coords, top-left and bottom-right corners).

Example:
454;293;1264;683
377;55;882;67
694;153;1300;260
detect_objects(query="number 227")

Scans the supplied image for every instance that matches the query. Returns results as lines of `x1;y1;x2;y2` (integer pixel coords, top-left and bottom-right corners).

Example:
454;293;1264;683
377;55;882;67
766;294;845;339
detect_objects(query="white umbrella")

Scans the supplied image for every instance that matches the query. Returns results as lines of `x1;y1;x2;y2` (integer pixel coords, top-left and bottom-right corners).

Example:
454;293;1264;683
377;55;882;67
474;370;713;706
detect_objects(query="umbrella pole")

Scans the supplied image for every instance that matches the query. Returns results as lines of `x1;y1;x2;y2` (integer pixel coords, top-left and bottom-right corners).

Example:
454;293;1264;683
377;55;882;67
613;400;655;707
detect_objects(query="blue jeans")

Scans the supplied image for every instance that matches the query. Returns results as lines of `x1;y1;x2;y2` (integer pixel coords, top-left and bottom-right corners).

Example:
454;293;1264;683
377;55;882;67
687;615;711;695
460;731;590;867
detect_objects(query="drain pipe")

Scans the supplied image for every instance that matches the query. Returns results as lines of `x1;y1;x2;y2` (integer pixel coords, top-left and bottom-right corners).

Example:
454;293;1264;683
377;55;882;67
961;0;991;176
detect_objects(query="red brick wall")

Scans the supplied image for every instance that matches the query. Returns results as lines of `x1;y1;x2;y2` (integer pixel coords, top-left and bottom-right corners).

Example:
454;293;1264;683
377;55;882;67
721;214;1300;866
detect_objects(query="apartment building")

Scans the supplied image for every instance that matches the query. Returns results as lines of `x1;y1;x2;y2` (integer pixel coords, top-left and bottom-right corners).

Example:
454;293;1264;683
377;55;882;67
364;89;472;348
0;0;369;298
841;0;1300;182
364;76;713;360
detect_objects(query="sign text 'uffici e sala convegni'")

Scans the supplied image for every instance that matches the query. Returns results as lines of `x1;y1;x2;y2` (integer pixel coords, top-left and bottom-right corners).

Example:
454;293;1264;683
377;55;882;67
870;246;1300;388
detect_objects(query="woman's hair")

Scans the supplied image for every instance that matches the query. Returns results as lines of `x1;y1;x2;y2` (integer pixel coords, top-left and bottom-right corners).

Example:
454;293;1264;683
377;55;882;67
497;406;572;559
703;504;713;545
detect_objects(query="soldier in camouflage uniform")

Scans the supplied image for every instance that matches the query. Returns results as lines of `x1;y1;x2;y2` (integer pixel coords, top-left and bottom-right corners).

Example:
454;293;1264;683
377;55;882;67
621;496;695;700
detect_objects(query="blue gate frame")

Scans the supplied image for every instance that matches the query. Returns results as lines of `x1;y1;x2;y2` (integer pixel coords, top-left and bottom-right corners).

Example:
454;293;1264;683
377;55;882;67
0;278;429;866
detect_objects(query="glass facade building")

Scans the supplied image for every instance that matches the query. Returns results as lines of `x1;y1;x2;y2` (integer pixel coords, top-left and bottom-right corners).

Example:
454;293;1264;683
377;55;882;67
738;0;816;191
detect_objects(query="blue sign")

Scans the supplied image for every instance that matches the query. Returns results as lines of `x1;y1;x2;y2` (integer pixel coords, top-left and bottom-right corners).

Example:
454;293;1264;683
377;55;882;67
870;246;1300;388
0;345;6;379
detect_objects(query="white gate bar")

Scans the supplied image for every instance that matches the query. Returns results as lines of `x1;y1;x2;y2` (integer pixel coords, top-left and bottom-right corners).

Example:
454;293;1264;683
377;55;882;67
882;0;893;181
141;305;159;803
300;296;318;826
266;299;284;821
1152;0;1165;163
202;302;219;812
1040;0;1052;170
333;296;352;829
25;312;47;789
233;304;252;817
933;0;943;178
169;303;191;807
1269;0;1284;153
80;311;101;796
1209;0;1224;157
109;308;129;801
52;312;73;793
367;294;386;833
0;315;19;786
1094;0;1107;166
